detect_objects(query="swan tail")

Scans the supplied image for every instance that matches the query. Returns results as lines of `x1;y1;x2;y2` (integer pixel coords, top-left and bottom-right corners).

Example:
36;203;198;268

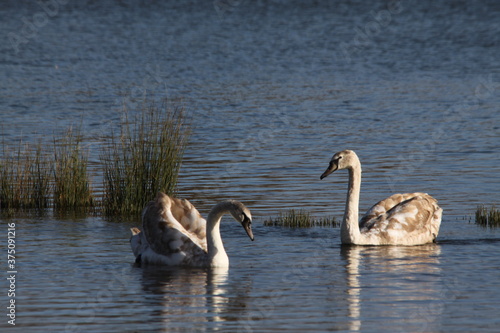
130;227;143;257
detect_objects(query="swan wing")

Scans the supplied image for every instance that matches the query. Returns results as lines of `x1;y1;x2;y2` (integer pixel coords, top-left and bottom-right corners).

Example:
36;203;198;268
168;196;207;243
360;192;428;229
360;193;442;244
142;193;208;257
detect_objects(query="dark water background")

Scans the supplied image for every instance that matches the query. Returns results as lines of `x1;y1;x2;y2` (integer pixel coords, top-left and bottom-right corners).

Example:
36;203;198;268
1;1;499;332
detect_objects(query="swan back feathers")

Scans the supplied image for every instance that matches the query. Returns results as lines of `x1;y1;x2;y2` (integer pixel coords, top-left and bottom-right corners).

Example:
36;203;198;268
142;192;208;254
360;193;442;245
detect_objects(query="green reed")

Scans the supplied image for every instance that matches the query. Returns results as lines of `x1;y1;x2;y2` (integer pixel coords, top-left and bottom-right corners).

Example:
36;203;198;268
53;128;94;211
0;141;51;213
0;99;189;217
101;100;190;216
264;209;339;228
30;143;52;210
475;205;500;227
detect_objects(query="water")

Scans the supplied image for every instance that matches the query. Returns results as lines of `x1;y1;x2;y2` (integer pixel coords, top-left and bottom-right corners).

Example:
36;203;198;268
8;218;500;332
1;0;500;332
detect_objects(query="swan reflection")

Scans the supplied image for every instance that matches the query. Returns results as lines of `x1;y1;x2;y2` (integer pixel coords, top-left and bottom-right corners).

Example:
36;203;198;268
139;266;235;330
344;246;361;332
342;244;443;332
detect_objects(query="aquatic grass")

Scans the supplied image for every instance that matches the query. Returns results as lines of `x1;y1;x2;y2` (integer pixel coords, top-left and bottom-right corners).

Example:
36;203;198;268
29;142;52;210
264;209;338;228
475;205;500;227
101;100;190;216
0;140;51;213
0;99;189;217
53;128;94;211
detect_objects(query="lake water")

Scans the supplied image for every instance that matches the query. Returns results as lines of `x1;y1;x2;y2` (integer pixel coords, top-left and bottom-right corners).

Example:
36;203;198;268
1;1;500;332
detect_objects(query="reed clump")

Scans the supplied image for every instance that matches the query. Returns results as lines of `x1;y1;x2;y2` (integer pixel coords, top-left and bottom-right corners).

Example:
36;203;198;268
475;205;500;227
0;141;51;213
264;209;338;228
0;99;189;217
53;128;94;211
101;101;190;216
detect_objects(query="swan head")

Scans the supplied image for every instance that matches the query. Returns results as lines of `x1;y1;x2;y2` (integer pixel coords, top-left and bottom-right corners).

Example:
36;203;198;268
320;150;359;179
228;200;254;241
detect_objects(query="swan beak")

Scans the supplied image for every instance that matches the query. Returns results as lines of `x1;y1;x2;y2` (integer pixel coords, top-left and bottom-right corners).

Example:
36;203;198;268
242;219;254;241
320;161;338;180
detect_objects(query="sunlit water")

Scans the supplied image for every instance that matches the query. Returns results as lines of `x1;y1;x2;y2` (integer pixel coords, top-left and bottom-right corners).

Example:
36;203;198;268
8;218;500;332
1;1;500;332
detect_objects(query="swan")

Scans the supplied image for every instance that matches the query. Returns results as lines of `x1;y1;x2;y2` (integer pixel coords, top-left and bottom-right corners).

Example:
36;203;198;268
130;192;254;267
320;150;442;245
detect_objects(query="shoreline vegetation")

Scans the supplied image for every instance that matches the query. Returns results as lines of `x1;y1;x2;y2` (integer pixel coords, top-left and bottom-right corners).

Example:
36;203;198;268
0;99;189;217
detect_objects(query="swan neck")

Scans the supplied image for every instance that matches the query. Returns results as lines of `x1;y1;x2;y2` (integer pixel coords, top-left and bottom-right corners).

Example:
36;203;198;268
342;163;362;244
206;203;230;267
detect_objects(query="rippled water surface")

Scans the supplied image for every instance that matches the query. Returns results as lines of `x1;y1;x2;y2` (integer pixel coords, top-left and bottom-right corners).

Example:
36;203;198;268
1;1;500;332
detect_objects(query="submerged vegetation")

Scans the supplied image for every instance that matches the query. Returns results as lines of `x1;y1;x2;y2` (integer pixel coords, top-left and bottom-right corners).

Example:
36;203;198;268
475;205;500;227
264;209;338;228
0;99;189;217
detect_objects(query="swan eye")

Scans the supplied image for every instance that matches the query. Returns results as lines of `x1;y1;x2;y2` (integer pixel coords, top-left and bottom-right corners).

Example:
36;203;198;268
240;213;252;224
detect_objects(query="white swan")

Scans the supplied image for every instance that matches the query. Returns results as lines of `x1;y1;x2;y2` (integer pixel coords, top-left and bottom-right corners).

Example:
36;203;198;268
320;150;442;245
130;192;254;267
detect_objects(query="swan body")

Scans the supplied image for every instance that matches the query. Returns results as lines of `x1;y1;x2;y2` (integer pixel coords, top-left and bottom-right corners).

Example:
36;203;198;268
130;192;254;267
320;150;442;245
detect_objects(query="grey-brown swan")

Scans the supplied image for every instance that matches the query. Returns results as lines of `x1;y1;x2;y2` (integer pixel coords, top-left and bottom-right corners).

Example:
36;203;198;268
130;192;254;267
320;150;442;245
